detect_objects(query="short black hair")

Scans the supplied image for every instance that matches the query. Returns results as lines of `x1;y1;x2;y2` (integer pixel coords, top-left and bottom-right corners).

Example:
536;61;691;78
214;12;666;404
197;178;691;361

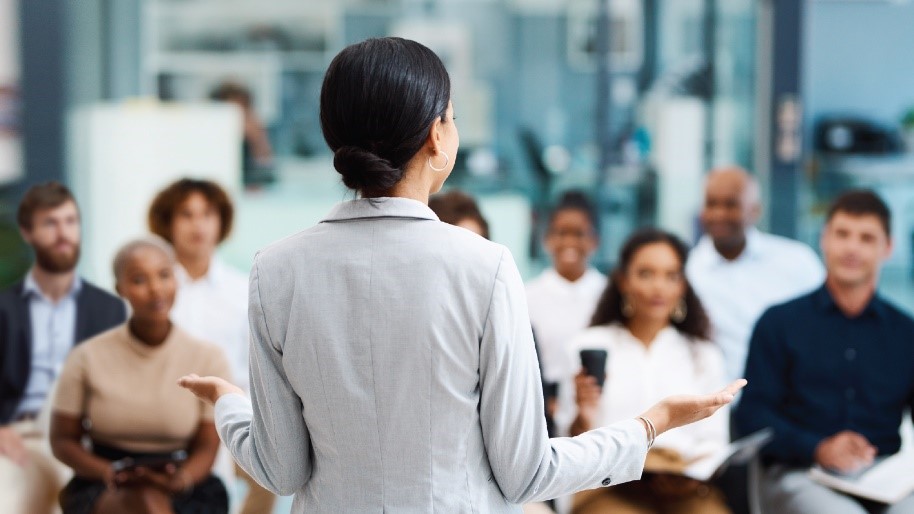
825;189;891;237
548;190;600;235
320;37;451;198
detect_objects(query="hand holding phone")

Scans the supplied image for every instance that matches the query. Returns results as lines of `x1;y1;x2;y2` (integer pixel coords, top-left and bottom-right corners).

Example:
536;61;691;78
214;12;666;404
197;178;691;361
579;349;608;388
111;450;188;473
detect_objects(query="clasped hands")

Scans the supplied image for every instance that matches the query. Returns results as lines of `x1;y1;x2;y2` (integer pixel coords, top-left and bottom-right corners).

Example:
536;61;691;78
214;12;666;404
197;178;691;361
815;430;877;474
104;462;193;494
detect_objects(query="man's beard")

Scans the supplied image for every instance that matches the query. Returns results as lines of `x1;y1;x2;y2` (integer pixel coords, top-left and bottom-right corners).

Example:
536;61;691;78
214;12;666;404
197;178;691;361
34;240;81;273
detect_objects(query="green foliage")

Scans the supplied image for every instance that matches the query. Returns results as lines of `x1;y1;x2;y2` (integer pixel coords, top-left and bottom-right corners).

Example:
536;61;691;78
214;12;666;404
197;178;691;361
902;107;914;131
0;196;30;289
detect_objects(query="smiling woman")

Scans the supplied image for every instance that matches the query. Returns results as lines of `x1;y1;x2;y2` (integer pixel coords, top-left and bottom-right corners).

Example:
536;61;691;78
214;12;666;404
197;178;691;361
526;190;606;384
49;236;232;514
560;229;729;514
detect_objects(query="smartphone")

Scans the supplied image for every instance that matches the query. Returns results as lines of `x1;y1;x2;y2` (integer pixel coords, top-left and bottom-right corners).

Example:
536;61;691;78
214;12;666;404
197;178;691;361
579;349;608;388
111;450;188;473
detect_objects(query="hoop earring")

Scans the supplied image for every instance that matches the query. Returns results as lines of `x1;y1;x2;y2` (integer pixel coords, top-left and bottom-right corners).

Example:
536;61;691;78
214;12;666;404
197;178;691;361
671;299;687;323
621;296;635;318
428;151;449;172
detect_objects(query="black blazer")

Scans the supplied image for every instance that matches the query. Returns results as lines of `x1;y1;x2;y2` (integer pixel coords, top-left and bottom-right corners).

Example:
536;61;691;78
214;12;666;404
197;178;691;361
0;278;126;423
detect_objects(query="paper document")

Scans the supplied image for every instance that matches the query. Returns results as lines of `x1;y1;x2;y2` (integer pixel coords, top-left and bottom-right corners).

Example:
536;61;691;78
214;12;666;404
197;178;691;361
682;428;774;481
809;451;914;504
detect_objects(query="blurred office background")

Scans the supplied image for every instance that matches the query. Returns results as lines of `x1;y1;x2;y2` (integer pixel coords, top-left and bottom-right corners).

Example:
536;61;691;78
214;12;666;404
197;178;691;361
2;1;913;511
3;0;914;292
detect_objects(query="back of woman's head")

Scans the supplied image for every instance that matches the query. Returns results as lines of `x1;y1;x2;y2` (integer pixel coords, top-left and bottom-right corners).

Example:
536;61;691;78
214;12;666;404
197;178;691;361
320;37;451;197
590;228;710;340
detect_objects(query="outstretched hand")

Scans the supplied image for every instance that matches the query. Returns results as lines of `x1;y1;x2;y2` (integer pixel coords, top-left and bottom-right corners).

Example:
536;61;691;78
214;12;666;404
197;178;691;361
641;379;747;436
177;374;244;406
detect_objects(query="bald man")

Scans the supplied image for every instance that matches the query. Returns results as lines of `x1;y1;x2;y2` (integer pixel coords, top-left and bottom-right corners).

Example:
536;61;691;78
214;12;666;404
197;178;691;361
686;167;825;382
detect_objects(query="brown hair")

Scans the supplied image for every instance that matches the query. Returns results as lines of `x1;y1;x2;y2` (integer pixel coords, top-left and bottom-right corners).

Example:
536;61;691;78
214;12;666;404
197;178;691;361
17;181;78;229
428;190;490;239
148;178;234;244
210;81;252;108
826;189;891;237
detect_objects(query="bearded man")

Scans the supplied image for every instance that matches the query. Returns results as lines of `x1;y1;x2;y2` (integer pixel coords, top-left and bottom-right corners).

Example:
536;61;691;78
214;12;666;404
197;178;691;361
0;182;126;514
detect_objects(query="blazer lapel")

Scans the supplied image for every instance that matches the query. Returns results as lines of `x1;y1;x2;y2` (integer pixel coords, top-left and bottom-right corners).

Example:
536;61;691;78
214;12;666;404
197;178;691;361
6;282;32;395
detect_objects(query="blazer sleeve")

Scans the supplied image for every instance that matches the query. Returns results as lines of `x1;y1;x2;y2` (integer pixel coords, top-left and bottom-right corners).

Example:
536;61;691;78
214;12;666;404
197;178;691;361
214;257;312;496
478;250;648;503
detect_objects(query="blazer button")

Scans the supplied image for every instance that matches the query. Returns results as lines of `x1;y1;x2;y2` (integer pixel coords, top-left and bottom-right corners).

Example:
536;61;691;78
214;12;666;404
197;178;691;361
601;477;612;486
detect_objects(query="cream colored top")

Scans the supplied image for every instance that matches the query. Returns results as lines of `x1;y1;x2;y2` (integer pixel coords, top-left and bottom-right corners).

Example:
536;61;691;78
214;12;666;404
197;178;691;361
556;324;729;460
54;323;231;453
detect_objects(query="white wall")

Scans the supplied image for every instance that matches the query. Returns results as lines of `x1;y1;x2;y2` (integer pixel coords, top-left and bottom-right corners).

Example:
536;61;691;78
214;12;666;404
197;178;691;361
68;101;242;289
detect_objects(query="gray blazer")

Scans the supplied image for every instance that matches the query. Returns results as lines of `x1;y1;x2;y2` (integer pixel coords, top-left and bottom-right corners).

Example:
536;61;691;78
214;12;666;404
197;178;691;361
215;197;647;513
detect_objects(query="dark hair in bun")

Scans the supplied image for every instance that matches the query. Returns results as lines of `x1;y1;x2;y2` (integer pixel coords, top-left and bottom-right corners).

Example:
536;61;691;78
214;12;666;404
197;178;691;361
320;37;451;197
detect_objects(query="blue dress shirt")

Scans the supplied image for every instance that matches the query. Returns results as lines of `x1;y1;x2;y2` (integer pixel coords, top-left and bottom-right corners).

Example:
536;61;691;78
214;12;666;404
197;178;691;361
735;284;914;467
15;272;82;416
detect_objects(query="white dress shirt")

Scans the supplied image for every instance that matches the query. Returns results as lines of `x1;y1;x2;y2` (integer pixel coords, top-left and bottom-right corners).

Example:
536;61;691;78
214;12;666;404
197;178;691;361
557;324;729;461
686;228;825;381
171;258;250;392
526;268;607;383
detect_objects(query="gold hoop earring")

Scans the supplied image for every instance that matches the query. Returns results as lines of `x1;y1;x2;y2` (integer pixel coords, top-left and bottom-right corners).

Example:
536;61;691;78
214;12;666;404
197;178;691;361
621;296;635;318
428;151;449;172
671;299;687;323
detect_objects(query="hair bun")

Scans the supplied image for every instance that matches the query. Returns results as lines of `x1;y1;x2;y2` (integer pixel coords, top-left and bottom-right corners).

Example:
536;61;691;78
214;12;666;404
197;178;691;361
333;146;405;196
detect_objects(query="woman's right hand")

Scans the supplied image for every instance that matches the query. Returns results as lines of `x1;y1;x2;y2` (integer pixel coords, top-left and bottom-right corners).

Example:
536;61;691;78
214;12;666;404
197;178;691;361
639;379;747;436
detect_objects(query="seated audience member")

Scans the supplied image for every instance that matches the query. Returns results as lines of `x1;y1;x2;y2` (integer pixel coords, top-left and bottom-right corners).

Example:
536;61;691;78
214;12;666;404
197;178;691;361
687;167;824;514
564;229;730;514
148;179;273;513
49;237;231;514
0;182;126;514
429;189;490;239
735;190;914;514
526;191;607;387
148;179;250;398
686;166;824;383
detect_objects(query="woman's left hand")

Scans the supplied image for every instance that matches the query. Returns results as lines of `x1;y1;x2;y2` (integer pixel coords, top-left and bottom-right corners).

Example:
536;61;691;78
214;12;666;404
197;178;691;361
178;374;244;405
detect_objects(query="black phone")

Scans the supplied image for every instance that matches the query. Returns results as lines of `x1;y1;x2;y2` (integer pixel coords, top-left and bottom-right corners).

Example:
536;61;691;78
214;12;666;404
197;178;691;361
111;450;188;473
579;349;608;388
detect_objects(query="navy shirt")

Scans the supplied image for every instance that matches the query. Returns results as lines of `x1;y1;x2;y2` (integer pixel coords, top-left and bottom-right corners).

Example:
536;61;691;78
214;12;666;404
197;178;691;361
734;284;914;467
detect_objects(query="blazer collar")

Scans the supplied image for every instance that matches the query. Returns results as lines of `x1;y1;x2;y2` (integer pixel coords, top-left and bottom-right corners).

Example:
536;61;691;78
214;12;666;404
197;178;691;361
321;197;440;223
